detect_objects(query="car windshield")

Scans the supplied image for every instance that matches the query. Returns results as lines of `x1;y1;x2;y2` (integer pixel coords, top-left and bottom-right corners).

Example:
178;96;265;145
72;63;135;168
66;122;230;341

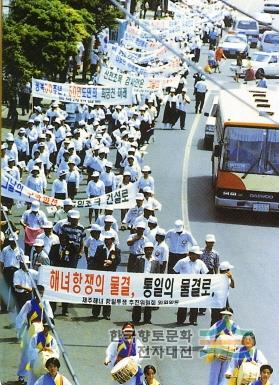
224;36;244;43
237;21;257;30
251;53;270;62
263;34;279;44
222;126;279;175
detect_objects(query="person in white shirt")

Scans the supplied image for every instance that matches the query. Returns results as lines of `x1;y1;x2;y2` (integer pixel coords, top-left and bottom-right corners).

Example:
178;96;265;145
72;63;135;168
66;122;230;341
153;228;169;273
124;156;141;183
123;193;145;230
51;170;68;200
30;239;50;271
166;219;197;273
195;75;208;113
84;224;104;269
86;171;105;223
26;166;46;194
132;242;160;324
66;160;80;199
137;165;155;193
36;222;60;264
174;245;208;325
176;88;191;130
100;161;117;193
15;128;29;161
144;216;158;245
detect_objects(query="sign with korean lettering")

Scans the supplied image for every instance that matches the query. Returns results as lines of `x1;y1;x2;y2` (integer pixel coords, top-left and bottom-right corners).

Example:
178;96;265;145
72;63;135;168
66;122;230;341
98;66;180;91
31;79;133;105
38;266;229;308
1;172;140;209
108;52;181;77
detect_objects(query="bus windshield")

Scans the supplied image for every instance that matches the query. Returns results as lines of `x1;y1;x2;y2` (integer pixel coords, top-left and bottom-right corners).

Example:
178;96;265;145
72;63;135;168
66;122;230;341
222;126;279;175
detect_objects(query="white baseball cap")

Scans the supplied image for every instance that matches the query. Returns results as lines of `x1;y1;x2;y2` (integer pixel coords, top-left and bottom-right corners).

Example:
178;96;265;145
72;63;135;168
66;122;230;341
63;198;74;206
142;165;151;172
31;201;40;211
144;241;154;249
68;209;80;219
41;221;53;229
148;216;157;224
189;245;203;255
136;193;144;200
220;261;234;270
104;215;114;223
90;224;102;232
136;222;146;229
103;230;115;239
205;234;216;243
156;228;166;236
174;219;184;232
33;239;44;247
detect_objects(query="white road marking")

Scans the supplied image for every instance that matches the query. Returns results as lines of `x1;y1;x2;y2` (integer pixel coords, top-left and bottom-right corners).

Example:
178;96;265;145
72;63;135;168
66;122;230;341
181;95;210;231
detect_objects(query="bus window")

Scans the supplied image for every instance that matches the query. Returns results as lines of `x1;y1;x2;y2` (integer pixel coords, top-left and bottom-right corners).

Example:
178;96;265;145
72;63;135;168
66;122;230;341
222;126;264;173
266;129;279;174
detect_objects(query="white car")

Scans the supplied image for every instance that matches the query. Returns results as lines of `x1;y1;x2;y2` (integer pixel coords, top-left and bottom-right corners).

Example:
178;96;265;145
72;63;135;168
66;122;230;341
263;0;279;13
258;31;279;52
230;51;279;78
218;34;249;58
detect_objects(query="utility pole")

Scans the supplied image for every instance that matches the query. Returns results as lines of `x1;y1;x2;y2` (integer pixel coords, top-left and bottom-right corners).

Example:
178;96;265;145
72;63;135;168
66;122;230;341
126;0;131;19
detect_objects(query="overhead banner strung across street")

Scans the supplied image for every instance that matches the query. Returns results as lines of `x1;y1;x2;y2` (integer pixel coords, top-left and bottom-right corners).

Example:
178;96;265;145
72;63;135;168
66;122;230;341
108;52;181;76
107;43;172;65
98;66;180;91
38;266;230;308
1;172;139;209
31;78;133;105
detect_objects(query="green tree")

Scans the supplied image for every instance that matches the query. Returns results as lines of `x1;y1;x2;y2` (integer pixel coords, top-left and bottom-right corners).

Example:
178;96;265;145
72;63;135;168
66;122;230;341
61;0;122;80
3;0;92;86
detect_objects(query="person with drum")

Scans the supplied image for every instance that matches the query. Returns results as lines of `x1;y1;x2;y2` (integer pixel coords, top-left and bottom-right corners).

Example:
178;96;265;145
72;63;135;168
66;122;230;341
225;331;268;384
33;357;72;385
251;364;274;385
104;322;144;385
15;285;54;385
27;322;59;385
203;308;241;385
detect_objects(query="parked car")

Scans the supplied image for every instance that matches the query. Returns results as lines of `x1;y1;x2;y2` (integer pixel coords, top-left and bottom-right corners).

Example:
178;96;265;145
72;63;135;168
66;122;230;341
258;31;279;52
230;51;279;78
254;12;273;33
263;0;279;13
218;33;249;58
234;17;259;48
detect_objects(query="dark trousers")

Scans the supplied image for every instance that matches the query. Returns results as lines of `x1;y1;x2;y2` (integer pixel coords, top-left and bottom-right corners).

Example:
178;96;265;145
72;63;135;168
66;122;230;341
177;307;198;324
92;304;111;317
195;92;206;113
179;110;186;129
167;252;186;274
127;254;139;272
132;306;152;323
15;291;32;312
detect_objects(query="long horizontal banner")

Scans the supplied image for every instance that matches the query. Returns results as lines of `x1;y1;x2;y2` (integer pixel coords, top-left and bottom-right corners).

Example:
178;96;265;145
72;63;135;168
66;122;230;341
31;78;133;105
108;52;181;76
1;172;139;209
38;266;230;308
122;32;161;51
98;66;180;91
108;43;171;65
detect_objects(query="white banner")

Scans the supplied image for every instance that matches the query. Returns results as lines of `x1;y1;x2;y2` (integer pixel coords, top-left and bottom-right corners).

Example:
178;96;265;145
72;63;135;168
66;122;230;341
98;66;180;91
31;78;133;105
108;52;181;76
38;266;230;308
1;172;139;209
108;43;172;65
122;32;161;51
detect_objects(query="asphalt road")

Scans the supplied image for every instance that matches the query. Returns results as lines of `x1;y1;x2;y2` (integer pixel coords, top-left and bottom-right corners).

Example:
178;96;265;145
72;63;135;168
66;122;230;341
1;1;279;384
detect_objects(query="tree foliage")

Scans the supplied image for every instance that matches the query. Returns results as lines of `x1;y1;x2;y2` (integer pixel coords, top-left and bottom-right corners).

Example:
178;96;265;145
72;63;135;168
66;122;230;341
3;0;94;83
